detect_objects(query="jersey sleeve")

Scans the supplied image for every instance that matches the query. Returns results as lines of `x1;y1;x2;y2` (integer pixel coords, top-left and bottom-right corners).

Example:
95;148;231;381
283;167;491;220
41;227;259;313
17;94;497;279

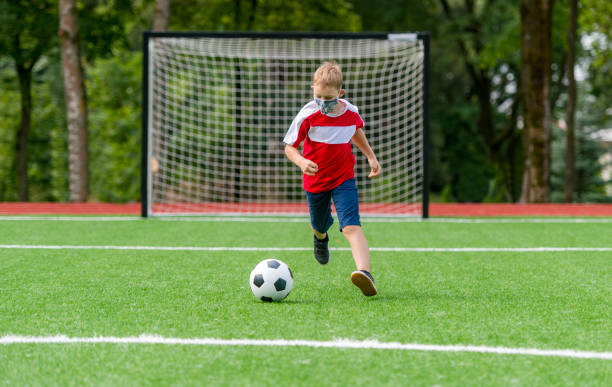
283;106;313;147
356;113;364;130
343;100;364;130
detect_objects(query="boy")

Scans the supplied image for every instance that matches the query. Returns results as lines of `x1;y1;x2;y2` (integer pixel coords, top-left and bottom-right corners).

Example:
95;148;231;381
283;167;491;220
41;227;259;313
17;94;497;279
283;62;381;297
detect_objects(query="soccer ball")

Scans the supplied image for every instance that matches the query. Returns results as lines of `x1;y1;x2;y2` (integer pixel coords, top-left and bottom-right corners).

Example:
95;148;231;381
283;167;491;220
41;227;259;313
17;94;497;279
249;259;293;302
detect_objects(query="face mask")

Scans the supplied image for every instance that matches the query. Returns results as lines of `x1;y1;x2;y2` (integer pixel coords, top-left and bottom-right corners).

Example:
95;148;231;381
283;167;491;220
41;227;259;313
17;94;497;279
313;91;341;115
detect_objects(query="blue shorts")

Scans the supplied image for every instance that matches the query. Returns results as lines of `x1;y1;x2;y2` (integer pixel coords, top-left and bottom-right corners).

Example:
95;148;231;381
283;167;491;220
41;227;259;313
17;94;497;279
306;178;361;233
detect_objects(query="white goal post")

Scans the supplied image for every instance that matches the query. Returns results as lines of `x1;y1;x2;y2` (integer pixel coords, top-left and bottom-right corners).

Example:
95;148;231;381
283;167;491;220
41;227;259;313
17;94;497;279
142;32;430;217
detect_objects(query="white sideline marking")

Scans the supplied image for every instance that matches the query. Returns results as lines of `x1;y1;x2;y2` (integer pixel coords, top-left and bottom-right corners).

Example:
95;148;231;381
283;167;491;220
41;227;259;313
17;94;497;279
2;216;612;223
1;244;612;252
0;335;610;360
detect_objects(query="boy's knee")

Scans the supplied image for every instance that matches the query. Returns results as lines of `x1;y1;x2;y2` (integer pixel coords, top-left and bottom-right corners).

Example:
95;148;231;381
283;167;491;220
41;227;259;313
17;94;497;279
342;225;361;235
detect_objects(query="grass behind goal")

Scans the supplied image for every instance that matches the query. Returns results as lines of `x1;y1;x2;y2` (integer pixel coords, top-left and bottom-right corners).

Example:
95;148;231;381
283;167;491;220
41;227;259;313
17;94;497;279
0;218;610;385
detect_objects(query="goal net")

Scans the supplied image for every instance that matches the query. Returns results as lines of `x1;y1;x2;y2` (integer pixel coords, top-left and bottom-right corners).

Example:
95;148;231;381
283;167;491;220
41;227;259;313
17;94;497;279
143;32;428;217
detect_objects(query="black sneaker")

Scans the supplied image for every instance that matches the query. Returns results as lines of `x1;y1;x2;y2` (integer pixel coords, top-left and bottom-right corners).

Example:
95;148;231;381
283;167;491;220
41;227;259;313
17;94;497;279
313;234;329;265
350;270;377;296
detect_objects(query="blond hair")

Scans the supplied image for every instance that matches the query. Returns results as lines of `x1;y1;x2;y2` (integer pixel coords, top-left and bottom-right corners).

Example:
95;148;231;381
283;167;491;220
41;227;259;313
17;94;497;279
313;61;343;89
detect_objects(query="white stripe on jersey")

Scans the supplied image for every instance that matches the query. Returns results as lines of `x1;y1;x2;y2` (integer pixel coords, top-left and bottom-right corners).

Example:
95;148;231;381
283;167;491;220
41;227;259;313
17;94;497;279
283;99;362;146
308;125;356;144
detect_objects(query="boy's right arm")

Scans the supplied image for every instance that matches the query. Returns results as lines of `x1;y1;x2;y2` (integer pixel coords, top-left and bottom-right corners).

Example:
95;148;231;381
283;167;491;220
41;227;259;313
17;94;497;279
284;144;318;176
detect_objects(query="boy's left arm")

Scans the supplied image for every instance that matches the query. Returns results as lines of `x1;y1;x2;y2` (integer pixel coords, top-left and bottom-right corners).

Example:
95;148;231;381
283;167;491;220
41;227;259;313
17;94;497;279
351;128;381;178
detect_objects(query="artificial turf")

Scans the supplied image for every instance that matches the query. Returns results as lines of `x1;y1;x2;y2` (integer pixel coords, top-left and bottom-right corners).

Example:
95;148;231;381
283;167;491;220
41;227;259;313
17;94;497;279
0;217;610;385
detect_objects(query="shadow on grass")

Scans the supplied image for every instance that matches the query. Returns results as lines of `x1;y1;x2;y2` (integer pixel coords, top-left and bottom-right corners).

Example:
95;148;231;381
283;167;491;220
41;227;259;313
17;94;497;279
251;299;315;305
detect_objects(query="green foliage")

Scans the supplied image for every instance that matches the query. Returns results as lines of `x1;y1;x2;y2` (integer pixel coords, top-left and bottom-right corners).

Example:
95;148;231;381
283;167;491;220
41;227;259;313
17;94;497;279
0;0;58;201
478;1;520;69
77;0;136;62
0;58;18;200
581;0;612;38
0;50;68;202
350;0;434;32
434;101;496;202
87;52;142;202
0;0;57;64
171;0;362;31
428;21;502;199
29;51;69;201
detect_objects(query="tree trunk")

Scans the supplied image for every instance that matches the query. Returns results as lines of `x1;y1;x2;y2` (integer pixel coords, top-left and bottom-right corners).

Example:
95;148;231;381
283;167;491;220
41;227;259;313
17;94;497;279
520;0;553;203
15;63;32;202
153;0;171;31
59;0;89;202
564;0;578;202
151;0;171;205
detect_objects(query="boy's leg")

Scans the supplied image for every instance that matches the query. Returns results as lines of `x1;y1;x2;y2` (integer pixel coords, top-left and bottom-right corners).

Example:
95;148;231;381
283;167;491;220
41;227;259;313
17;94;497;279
344;225;377;296
332;179;369;269
306;190;334;264
332;179;377;296
311;225;327;240
342;225;370;272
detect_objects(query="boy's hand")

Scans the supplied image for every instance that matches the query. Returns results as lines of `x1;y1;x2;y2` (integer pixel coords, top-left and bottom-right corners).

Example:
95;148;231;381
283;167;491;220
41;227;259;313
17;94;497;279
368;157;381;178
299;158;318;176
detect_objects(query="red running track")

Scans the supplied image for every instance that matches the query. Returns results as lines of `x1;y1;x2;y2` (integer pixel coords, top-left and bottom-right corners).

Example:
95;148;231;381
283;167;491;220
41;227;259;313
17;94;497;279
1;202;612;216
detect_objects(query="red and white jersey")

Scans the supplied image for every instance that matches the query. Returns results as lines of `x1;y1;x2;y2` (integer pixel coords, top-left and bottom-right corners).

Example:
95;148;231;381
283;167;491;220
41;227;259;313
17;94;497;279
283;99;364;193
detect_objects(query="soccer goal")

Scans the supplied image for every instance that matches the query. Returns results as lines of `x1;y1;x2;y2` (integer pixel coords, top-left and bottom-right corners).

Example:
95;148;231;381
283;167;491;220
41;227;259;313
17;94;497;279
142;32;429;217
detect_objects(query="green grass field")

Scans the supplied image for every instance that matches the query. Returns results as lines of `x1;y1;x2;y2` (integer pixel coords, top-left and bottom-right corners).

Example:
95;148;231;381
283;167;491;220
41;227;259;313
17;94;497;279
1;217;611;385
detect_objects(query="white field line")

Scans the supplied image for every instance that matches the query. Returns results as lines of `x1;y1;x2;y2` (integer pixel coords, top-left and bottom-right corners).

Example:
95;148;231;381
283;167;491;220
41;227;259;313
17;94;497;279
1;244;612;252
0;335;610;360
2;216;612;223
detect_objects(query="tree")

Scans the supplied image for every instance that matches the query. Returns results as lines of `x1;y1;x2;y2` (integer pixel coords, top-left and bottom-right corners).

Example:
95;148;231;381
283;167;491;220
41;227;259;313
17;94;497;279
170;0;361;31
59;0;89;202
520;0;554;203
154;0;171;31
564;0;578;202
436;0;524;201
0;0;57;201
